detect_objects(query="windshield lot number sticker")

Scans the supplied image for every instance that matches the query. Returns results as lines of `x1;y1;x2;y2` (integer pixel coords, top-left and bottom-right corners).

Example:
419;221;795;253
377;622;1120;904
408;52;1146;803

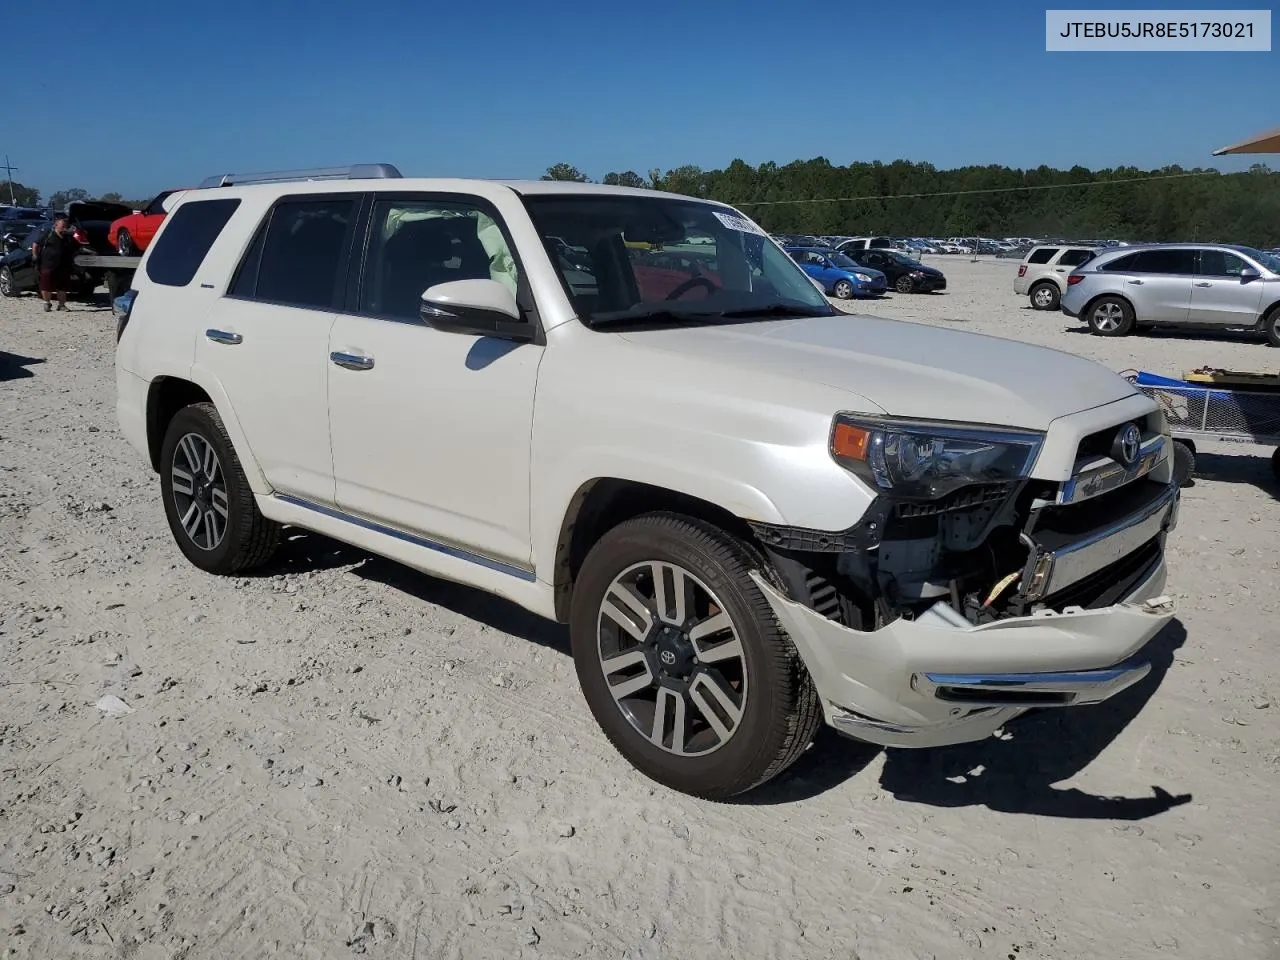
713;211;766;235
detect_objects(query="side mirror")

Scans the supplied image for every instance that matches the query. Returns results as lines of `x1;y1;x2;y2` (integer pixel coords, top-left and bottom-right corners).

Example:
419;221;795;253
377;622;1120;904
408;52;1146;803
1240;267;1261;281
420;279;532;340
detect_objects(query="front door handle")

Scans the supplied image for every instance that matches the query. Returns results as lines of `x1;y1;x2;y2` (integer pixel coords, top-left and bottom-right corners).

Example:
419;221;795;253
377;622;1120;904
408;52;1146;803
331;351;374;371
1194;281;1212;287
206;329;243;345
1126;279;1144;285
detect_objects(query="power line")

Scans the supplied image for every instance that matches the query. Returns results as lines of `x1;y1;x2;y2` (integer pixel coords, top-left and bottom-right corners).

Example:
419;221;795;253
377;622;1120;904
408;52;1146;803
733;170;1218;207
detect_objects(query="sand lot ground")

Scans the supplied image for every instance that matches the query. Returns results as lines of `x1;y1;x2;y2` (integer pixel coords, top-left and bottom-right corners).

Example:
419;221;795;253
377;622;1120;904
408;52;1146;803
1;258;1277;960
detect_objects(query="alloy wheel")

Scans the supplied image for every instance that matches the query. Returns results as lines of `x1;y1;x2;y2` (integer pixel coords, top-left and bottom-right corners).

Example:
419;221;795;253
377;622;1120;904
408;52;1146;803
1092;302;1124;332
170;433;229;551
0;268;11;296
596;561;747;757
1033;286;1056;308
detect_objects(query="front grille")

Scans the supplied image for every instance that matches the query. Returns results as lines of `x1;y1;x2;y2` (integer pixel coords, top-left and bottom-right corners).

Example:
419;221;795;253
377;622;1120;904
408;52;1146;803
1041;537;1162;610
1035;477;1168;541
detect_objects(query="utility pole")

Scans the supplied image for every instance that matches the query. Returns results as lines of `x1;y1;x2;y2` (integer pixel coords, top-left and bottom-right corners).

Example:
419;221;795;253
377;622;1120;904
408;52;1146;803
0;155;16;205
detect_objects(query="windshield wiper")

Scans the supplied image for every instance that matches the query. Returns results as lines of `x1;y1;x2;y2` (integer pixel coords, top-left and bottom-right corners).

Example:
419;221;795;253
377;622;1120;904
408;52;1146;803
713;303;835;319
585;301;834;329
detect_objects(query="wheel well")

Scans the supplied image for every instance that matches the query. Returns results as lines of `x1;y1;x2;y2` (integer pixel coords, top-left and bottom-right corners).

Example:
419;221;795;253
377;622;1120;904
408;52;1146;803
1259;299;1280;326
1029;278;1059;292
146;378;211;472
551;478;756;622
1081;291;1134;320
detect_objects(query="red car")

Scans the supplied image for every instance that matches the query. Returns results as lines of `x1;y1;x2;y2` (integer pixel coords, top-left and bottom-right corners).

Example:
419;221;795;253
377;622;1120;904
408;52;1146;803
107;189;187;255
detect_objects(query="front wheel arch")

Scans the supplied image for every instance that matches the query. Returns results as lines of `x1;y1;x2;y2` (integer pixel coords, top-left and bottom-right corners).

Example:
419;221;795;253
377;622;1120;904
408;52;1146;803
552;478;758;623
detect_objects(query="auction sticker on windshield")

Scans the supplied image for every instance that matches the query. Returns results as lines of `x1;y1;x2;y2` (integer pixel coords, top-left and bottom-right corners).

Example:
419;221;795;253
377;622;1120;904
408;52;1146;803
713;211;766;236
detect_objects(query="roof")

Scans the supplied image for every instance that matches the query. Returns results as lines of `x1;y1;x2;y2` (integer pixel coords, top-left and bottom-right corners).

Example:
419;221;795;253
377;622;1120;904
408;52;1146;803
1212;126;1280;155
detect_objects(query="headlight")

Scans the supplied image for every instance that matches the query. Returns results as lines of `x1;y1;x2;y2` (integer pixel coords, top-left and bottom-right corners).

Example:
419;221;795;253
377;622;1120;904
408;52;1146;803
853;272;874;282
829;415;1042;501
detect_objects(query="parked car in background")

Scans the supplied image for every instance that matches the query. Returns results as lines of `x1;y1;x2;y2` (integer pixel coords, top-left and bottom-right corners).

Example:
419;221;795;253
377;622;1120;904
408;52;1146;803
108;189;185;255
1015;244;1098;310
1;221;36;254
837;236;895;253
786;246;887;298
845;247;947;293
0;230;96;299
67;200;133;255
1060;243;1280;343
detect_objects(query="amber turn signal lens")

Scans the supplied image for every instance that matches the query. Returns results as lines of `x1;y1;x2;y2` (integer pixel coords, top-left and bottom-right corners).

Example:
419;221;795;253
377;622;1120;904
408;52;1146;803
831;422;871;461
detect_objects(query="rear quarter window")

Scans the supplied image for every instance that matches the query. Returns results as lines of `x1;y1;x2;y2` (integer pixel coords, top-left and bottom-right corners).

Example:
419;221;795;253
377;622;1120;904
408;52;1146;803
144;198;241;287
1026;247;1058;264
1057;249;1095;267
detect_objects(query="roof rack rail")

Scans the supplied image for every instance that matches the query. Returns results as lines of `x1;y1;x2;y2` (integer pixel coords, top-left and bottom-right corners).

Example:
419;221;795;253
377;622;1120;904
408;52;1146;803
197;163;403;189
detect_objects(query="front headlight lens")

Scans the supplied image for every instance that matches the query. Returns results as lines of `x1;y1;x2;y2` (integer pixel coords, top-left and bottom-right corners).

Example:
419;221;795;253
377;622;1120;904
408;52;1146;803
853;272;874;282
830;415;1042;500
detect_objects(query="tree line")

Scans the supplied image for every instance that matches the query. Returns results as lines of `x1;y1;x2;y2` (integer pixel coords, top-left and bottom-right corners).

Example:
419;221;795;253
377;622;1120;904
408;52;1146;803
542;158;1279;246
3;183;148;211
7;155;1275;246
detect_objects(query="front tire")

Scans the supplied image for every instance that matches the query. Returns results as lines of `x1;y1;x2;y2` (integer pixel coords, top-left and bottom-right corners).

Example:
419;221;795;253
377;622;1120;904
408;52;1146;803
1262;306;1280;347
895;275;916;294
1029;281;1060;310
160;402;280;575
1086;296;1135;336
116;229;138;257
569;514;821;799
0;266;15;297
833;279;854;300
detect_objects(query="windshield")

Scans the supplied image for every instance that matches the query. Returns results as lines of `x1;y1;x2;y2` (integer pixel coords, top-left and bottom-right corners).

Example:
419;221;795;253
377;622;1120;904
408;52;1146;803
521;194;833;324
828;252;859;269
886;251;922;267
1235;246;1280;274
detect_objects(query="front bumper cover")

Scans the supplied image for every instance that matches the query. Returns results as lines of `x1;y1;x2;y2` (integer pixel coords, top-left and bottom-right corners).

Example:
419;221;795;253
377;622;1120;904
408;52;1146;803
751;557;1175;749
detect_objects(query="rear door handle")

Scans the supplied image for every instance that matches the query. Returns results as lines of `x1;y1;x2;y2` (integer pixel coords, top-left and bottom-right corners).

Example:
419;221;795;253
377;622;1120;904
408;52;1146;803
205;329;242;345
1194;281;1212;287
330;351;374;371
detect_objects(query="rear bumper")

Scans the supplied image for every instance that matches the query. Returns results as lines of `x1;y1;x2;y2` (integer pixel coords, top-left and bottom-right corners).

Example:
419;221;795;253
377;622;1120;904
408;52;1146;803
751;555;1175;749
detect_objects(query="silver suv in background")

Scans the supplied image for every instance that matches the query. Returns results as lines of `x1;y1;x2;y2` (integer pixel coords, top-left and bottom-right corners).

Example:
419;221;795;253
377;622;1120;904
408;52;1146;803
1061;243;1280;344
1014;244;1097;310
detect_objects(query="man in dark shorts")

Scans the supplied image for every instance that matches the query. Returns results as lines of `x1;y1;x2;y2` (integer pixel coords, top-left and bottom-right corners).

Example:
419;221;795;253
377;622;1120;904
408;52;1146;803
34;215;79;312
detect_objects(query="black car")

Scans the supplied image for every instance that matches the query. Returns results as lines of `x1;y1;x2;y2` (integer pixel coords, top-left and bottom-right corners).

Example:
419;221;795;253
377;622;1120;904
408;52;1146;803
65;200;132;255
846;248;947;294
0;207;49;252
0;225;96;299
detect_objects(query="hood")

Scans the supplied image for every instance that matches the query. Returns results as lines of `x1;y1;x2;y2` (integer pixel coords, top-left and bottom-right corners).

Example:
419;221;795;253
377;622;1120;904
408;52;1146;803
617;313;1136;430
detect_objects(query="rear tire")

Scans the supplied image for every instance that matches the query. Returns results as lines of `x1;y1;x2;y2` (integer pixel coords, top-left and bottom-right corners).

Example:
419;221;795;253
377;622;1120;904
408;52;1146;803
1086;296;1135;336
0;267;15;297
833;279;854;300
1029;281;1060;311
160;402;280;575
569;513;821;800
116;230;138;257
1271;447;1280;482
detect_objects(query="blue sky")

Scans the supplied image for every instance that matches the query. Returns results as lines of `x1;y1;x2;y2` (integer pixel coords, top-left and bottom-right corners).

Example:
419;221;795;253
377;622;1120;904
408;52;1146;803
7;0;1276;200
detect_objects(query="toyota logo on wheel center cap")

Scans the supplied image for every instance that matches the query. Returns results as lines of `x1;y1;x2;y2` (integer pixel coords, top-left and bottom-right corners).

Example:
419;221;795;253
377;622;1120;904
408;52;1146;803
1113;423;1142;467
659;650;677;666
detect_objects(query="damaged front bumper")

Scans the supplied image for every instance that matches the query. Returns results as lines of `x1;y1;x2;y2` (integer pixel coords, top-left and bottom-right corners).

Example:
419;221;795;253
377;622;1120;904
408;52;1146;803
751;558;1175;749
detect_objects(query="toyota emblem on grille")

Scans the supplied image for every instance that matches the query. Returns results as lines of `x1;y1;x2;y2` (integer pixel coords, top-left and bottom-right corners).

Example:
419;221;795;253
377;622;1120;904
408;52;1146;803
1113;423;1142;466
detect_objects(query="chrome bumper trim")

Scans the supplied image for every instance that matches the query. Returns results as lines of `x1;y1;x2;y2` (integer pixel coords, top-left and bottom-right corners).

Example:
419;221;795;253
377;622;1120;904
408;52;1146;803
1023;483;1178;601
1059;434;1167;505
916;658;1152;708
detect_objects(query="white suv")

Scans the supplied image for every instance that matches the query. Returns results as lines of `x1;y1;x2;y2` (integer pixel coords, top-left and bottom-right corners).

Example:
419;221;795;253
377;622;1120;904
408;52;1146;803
115;164;1180;799
1014;244;1098;310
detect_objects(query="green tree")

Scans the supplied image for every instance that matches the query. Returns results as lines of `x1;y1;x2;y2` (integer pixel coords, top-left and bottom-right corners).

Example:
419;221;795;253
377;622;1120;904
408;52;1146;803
602;170;646;188
49;187;90;209
541;163;590;182
97;192;124;203
3;180;40;206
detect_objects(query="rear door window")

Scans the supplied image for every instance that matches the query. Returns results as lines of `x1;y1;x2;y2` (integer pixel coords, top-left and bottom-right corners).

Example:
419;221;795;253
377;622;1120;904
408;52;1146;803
144;198;241;287
1027;247;1058;264
234;196;359;308
1129;249;1196;274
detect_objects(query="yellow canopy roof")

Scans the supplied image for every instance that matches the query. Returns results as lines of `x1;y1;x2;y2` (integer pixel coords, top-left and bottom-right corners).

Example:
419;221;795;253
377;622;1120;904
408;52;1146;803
1212;127;1280;155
